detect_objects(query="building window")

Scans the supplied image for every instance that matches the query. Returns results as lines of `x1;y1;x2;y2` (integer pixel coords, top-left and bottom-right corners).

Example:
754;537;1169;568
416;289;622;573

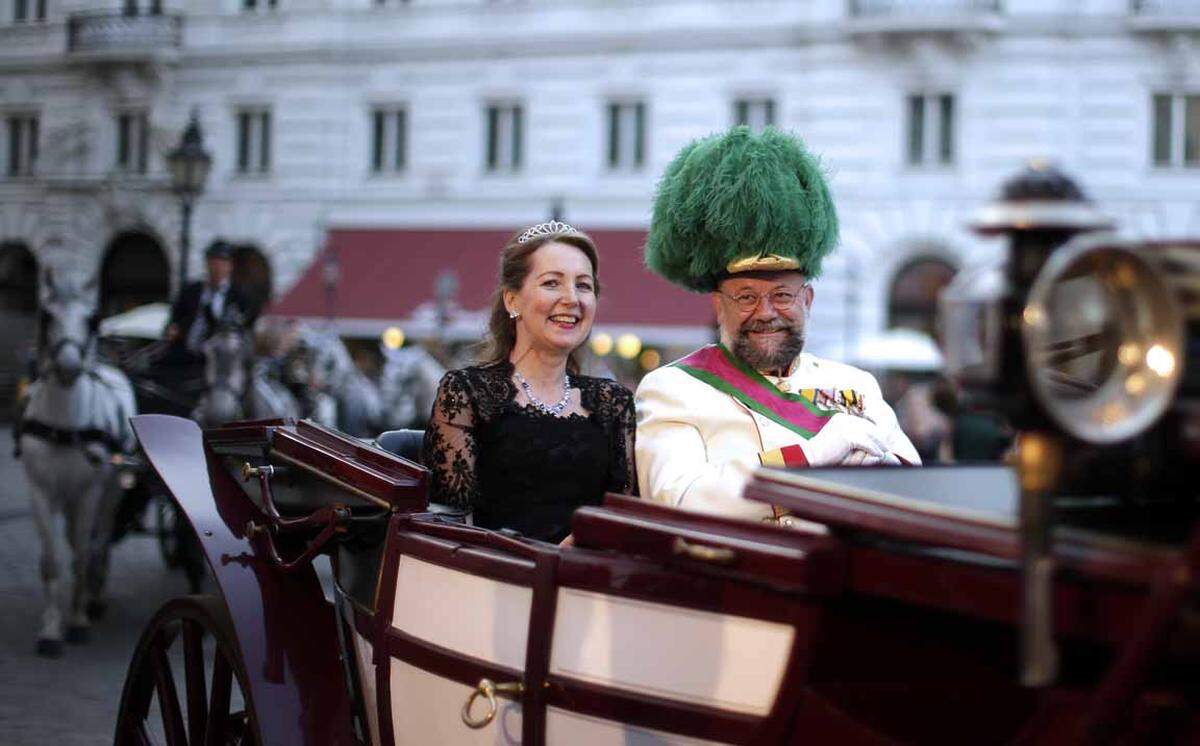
1152;93;1200;168
122;0;163;15
243;0;278;10
607;101;646;170
235;109;271;175
887;256;958;338
906;93;955;167
14;0;47;22
370;107;407;174
5;114;38;177
734;98;775;132
116;111;150;174
485;103;522;173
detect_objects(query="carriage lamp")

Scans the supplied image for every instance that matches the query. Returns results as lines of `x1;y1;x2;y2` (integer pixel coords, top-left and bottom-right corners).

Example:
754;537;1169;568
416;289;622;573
946;162;1114;424
943;163;1113;689
166;110;213;297
1021;236;1183;445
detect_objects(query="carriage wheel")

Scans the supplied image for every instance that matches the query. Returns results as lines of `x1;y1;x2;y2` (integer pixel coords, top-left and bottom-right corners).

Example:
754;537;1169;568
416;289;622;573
113;595;260;746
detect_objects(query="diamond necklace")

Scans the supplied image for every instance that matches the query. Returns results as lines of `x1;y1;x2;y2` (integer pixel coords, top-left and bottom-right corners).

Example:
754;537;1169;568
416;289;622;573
514;371;571;416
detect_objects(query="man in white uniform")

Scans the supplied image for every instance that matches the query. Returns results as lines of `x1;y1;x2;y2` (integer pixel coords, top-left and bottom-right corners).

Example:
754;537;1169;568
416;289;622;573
636;127;920;522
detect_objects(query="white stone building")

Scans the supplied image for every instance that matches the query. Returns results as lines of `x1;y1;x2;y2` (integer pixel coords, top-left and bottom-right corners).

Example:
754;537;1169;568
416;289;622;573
1;0;1199;395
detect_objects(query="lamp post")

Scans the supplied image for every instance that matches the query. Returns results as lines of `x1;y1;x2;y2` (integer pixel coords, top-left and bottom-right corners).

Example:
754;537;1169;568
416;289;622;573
322;242;340;322
166;111;212;299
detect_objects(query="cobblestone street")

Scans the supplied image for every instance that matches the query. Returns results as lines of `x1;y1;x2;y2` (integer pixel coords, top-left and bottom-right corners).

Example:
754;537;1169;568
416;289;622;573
0;425;193;745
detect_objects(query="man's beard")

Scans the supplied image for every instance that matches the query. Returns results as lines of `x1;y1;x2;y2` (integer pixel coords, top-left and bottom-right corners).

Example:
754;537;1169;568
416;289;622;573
733;319;806;373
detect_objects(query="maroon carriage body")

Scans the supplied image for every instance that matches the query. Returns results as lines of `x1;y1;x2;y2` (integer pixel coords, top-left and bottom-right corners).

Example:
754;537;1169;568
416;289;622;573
117;415;1198;745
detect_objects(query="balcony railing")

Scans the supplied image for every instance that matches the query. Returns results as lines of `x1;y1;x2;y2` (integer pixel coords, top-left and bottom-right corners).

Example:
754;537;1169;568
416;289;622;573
848;0;1001;16
846;0;1002;37
66;11;182;57
1129;0;1200;31
1131;0;1200;14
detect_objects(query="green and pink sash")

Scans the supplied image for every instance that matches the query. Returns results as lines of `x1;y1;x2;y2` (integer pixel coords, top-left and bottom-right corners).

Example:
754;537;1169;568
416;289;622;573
672;345;853;439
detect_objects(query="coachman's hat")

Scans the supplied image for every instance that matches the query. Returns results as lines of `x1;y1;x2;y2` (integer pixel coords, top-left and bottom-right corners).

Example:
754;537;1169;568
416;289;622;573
645;126;839;292
205;240;234;260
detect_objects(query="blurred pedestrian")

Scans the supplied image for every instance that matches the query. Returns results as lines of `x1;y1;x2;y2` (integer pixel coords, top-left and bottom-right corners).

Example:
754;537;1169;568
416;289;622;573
931;376;1012;462
895;379;950;464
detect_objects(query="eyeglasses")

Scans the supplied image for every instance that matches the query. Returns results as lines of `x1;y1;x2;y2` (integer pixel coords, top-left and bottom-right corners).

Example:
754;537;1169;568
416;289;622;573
719;285;809;313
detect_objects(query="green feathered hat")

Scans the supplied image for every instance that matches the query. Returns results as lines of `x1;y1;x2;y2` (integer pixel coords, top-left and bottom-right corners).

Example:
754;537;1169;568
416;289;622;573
645;126;838;292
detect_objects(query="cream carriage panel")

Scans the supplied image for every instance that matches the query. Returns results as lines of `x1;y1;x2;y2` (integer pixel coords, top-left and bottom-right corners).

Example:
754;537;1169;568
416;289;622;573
390;659;523;745
545;708;728;745
350;631;381;746
391;555;532;669
549;588;793;716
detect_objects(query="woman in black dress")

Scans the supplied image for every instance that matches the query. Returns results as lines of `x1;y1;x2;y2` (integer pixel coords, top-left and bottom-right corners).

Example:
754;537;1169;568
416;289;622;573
421;222;637;544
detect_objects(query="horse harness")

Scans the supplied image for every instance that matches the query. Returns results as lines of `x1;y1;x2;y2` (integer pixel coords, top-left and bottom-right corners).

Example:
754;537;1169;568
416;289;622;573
21;291;126;461
16;418;123;460
18;306;119;459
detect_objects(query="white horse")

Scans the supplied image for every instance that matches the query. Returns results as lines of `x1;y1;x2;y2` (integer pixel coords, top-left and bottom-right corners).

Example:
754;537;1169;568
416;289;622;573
191;324;248;427
246;357;303;421
295;327;383;437
378;344;445;429
19;269;136;657
193;323;302;425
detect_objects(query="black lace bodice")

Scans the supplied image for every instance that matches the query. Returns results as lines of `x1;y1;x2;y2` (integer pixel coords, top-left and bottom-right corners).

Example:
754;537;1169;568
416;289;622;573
421;362;638;543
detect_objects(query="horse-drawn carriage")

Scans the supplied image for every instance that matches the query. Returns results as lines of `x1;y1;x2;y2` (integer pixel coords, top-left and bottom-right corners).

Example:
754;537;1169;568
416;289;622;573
110;192;1200;742
112;407;1198;745
98;307;443;588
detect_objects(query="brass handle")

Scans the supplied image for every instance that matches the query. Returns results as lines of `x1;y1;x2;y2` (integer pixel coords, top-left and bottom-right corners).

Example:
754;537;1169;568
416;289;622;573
672;536;737;565
241;462;275;481
460;678;523;730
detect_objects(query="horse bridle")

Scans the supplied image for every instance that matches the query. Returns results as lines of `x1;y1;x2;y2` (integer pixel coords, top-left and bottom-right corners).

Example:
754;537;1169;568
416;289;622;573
39;310;99;381
199;330;249;412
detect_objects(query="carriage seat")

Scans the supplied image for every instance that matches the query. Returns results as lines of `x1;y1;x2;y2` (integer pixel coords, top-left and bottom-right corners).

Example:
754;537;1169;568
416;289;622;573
374;429;424;465
374;429;467;523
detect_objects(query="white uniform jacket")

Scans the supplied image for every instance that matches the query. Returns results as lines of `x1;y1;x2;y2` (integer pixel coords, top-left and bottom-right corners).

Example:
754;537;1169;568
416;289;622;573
635;351;920;521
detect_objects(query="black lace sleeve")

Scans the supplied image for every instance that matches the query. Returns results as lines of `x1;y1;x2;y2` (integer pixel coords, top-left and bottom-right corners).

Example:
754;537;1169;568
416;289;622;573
615;384;638;496
582;378;638;496
421;369;480;509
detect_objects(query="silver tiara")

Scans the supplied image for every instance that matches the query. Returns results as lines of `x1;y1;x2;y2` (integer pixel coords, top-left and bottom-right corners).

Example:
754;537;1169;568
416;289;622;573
516;220;578;244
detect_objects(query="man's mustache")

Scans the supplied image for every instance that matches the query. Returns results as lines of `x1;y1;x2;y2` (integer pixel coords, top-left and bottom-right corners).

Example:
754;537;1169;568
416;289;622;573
740;320;792;334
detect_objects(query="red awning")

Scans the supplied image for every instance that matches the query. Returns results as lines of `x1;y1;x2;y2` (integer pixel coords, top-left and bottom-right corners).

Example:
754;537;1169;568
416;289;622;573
269;228;714;346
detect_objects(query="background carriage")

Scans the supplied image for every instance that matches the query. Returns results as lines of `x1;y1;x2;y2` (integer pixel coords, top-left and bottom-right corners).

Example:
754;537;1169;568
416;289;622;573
91;302;445;593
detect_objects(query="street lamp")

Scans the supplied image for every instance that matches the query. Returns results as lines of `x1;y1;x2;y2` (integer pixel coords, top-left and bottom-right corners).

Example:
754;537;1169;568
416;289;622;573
166;110;212;298
322;243;340;322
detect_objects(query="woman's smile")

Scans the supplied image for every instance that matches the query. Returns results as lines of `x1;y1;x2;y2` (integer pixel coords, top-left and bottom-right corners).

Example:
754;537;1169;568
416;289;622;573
549;313;580;330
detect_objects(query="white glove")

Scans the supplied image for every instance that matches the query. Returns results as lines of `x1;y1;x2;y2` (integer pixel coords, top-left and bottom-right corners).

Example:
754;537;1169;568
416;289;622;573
841;449;902;467
798;412;891;467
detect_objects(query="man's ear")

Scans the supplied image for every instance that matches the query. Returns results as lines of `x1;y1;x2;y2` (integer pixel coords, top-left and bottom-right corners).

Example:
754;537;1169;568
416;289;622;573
710;292;722;318
802;283;815;313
